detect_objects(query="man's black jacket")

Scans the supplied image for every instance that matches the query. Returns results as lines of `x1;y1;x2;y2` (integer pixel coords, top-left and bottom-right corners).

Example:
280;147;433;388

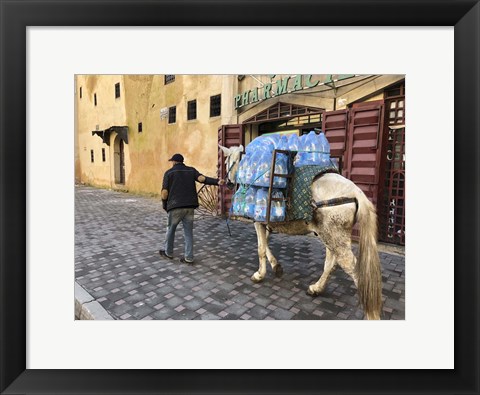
162;163;218;212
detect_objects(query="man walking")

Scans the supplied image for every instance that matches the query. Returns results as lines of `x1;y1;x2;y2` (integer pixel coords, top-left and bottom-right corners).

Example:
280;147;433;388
160;153;225;264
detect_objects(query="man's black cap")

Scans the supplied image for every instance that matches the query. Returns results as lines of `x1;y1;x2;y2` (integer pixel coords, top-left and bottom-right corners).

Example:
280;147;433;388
168;153;184;162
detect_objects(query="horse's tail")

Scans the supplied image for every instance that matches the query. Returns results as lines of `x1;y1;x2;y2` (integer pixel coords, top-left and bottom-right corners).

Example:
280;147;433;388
355;191;382;320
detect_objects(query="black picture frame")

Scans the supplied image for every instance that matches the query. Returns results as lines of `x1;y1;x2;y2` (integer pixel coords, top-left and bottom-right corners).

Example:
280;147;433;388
1;1;478;394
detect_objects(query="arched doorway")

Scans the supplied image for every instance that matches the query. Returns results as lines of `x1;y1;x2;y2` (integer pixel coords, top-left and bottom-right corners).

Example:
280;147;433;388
114;136;125;185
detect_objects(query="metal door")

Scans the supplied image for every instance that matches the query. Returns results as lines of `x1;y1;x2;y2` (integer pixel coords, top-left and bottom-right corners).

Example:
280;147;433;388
218;124;244;215
378;92;405;245
322;109;349;175
322;104;384;240
345;103;384;205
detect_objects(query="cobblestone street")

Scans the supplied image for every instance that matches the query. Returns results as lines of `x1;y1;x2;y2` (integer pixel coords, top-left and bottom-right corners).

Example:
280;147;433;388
75;185;405;320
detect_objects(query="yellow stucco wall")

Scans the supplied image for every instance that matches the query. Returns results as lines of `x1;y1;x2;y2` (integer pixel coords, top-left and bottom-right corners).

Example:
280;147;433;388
76;75;127;188
76;75;232;195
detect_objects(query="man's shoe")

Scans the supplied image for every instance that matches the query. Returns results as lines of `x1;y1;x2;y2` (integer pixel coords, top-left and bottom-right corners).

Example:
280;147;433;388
159;250;173;259
180;258;194;265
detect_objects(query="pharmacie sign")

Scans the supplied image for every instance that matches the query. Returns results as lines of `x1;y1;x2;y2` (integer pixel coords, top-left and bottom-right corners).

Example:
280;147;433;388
234;74;354;110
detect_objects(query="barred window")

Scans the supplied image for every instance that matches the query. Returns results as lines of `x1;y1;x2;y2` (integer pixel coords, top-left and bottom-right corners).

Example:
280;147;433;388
165;75;175;85
90;149;95;163
94;93;97;106
138;122;143;133
102;148;106;162
115;82;120;99
168;106;176;124
187;100;197;120
210;94;221;117
79;87;82;99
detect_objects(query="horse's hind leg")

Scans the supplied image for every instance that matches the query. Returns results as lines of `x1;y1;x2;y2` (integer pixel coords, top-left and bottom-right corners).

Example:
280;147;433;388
265;228;283;278
336;248;358;288
307;247;336;296
251;222;268;283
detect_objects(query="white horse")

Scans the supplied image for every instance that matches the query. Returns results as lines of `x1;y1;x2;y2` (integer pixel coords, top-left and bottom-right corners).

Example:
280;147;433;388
219;145;382;320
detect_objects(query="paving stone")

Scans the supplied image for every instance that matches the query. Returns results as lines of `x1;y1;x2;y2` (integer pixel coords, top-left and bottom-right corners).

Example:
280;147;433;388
111;303;135;317
223;303;249;317
183;298;207;311
150;308;178;320
197;312;221;320
130;305;156;320
164;296;184;309
269;307;295;320
247;305;271;319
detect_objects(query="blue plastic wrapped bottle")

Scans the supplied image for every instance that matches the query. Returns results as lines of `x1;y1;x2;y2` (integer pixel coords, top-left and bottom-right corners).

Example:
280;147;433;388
287;133;300;151
309;130;322;165
252;151;272;187
259;134;280;149
236;155;247;184
245;138;260;155
244;151;262;185
317;131;331;166
247;135;274;155
270;189;286;222
295;133;306;167
254;188;268;222
244;187;257;218
287;133;301;167
232;189;245;216
273;137;288;188
297;131;321;166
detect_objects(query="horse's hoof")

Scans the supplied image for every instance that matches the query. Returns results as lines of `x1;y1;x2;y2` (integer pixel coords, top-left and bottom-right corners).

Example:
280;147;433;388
250;275;263;283
306;287;320;297
273;265;283;278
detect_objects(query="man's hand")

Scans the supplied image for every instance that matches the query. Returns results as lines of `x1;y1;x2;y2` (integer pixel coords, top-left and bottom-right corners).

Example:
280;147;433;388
218;179;226;186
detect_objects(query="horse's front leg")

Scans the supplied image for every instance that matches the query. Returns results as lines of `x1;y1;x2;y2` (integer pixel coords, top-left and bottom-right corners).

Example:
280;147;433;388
251;222;268;283
265;228;283;277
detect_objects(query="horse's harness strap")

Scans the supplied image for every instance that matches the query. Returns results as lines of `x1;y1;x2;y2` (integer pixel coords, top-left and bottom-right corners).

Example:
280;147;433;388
312;197;359;222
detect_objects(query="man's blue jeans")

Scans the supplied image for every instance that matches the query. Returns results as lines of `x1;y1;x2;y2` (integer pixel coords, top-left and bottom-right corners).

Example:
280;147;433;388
164;208;195;261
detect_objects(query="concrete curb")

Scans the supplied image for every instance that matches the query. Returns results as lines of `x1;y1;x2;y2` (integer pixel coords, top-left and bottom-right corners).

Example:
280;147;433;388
75;282;115;320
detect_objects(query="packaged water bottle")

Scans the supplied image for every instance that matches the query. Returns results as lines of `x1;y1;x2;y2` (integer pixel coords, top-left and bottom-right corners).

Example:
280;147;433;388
308;131;322;165
273;138;288;188
317;131;331;166
287;133;299;151
245;138;260;154
254;188;268;222
244;151;261;184
288;134;300;167
232;190;245;216
277;135;288;152
247;136;273;154
259;134;280;149
270;189;286;222
253;151;272;187
295;133;307;167
299;131;320;166
236;155;247;184
244;187;257;218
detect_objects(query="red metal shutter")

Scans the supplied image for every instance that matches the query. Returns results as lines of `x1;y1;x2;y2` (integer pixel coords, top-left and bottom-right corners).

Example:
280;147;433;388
218;124;244;215
346;103;384;206
322;109;349;176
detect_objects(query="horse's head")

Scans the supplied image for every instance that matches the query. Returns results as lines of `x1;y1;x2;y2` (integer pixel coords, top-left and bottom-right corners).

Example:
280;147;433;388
219;144;244;189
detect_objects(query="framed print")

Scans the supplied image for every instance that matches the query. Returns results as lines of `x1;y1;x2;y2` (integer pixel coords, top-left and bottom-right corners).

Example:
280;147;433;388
1;1;478;394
